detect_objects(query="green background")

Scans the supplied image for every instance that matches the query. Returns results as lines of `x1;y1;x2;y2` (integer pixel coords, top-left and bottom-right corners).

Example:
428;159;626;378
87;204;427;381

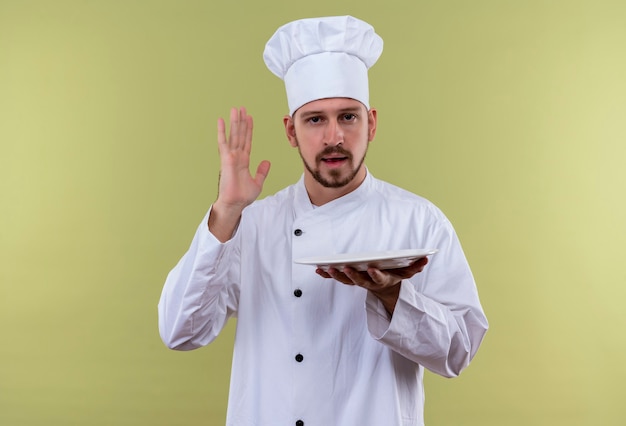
2;0;625;424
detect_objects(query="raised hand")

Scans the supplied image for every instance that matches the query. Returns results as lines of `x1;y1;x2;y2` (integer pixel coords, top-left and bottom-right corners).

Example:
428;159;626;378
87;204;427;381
209;107;271;242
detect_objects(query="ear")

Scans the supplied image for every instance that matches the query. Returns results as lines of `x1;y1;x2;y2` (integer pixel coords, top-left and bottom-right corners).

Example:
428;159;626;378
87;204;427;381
283;115;298;147
367;108;378;142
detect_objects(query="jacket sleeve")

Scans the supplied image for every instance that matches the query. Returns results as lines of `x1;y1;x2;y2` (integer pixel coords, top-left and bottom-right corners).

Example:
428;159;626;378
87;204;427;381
364;217;488;378
158;208;240;351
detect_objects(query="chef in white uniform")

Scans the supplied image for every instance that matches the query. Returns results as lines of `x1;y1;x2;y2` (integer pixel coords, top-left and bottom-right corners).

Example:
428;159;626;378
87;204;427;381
159;15;488;426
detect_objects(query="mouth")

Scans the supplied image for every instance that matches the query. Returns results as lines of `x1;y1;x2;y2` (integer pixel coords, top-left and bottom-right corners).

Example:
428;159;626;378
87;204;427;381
321;156;348;164
317;147;352;168
320;156;349;169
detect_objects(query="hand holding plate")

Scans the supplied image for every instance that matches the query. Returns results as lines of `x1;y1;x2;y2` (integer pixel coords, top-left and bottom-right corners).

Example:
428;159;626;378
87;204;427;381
316;257;429;315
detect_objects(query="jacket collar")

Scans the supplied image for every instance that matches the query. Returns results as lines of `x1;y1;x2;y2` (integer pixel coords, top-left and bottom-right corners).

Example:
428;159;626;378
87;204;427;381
293;169;373;219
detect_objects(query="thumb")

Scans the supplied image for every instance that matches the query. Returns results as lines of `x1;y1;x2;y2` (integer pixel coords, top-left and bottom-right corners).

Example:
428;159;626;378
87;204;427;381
254;160;271;187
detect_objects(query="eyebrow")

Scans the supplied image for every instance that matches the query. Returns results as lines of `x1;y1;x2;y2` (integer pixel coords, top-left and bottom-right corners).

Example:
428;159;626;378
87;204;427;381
299;107;362;119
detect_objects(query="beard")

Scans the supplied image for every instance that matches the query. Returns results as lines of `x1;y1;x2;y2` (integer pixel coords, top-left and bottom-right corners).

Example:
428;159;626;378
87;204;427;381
297;142;367;189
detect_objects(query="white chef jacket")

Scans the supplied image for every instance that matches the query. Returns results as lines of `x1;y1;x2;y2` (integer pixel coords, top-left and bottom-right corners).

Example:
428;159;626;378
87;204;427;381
159;172;488;426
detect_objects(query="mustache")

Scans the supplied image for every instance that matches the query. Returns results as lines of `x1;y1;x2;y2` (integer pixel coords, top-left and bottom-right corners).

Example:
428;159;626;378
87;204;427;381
315;146;352;162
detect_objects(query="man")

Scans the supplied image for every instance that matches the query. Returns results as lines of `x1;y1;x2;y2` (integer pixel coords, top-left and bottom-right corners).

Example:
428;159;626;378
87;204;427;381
159;15;488;426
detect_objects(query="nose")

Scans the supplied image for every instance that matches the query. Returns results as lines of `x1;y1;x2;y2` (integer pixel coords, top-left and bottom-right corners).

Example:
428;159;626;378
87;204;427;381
324;119;344;146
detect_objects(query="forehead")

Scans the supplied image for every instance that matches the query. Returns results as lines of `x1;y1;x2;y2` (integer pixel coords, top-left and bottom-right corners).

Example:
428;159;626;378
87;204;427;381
295;98;366;116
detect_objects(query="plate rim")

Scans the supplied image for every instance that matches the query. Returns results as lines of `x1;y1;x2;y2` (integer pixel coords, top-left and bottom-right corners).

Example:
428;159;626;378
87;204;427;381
294;248;439;266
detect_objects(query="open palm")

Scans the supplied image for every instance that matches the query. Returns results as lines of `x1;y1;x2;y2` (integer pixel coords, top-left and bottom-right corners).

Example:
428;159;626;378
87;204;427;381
216;107;271;210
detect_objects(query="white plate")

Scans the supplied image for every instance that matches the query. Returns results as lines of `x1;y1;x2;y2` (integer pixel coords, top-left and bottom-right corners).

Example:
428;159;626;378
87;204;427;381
294;249;438;272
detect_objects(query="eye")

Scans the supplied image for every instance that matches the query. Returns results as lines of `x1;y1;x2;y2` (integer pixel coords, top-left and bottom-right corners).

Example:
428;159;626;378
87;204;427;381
307;116;323;124
341;113;356;121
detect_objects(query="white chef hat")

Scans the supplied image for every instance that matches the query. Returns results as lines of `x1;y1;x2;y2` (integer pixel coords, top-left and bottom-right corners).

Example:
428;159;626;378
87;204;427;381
263;15;383;116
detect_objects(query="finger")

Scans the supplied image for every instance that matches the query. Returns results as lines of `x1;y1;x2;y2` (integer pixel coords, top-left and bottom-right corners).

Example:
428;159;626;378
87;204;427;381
345;267;380;288
326;267;356;285
254;160;271;187
236;107;250;150
217;117;227;148
399;257;428;277
365;267;386;286
366;257;429;287
243;113;254;154
316;268;331;278
379;257;428;280
229;107;241;148
341;266;374;287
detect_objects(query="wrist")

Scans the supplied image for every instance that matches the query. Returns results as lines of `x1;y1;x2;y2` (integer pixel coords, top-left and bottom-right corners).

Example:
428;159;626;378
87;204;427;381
369;281;402;316
208;202;244;243
370;280;401;297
